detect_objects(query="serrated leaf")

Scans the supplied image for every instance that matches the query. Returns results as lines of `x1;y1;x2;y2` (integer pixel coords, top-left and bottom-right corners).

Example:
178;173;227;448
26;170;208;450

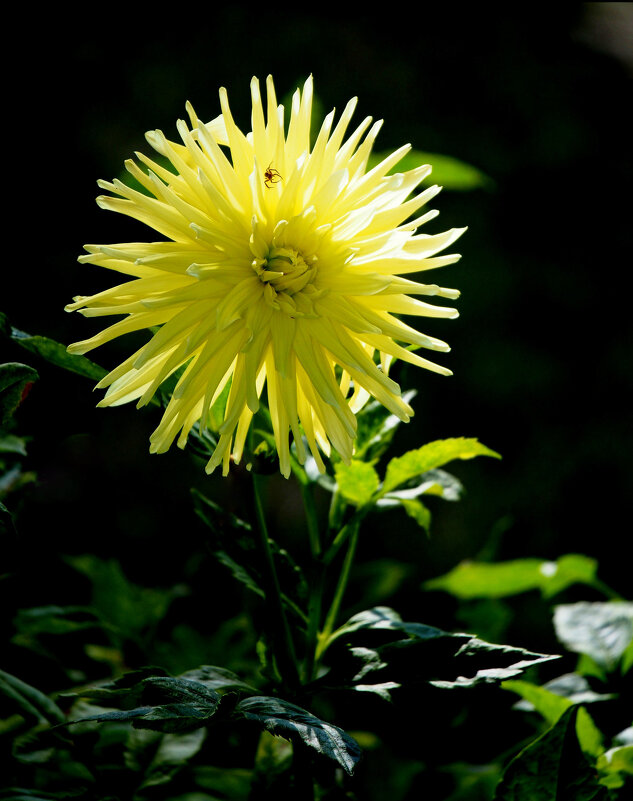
553;602;633;672
10;328;107;381
330;606;445;646
425;554;598;599
68;675;221;733
429;638;559;689
334;460;379;506
383;437;500;494
494;706;608;800
235;696;361;775
179;665;257;695
326;607;558;691
378;468;464;508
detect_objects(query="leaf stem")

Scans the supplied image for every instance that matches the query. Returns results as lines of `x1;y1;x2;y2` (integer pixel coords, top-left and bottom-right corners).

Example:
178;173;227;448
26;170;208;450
251;471;301;688
317;519;361;661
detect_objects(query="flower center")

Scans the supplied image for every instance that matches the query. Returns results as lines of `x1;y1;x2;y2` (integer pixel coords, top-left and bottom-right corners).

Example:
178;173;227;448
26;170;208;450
253;245;323;316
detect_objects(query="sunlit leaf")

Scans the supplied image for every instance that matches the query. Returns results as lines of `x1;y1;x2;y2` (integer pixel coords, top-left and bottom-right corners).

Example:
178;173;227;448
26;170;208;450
398;498;432;533
235;696;361;775
502;680;604;756
334;460;380;506
553;602;633;672
325;607;559;692
383;438;500;494
425;554;599;599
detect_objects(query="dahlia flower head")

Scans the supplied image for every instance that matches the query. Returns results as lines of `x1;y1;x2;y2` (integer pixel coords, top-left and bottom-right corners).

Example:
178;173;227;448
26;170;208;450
67;76;464;478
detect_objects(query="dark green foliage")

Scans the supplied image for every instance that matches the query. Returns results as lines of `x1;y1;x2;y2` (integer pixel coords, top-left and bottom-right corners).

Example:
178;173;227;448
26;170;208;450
494;707;609;800
235;696;361;775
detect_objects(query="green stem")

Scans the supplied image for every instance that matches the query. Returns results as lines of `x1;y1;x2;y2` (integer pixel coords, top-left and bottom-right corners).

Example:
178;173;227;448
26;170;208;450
317;519;361;661
322;505;369;565
252;471;301;688
304;562;325;683
300;481;325;683
300;481;321;559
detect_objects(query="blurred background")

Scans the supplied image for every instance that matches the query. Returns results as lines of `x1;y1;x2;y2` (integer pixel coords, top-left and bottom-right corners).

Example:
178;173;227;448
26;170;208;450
2;3;632;654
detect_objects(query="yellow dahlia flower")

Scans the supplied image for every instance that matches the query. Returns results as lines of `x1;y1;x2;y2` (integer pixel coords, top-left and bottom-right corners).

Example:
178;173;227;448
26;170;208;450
67;76;464;478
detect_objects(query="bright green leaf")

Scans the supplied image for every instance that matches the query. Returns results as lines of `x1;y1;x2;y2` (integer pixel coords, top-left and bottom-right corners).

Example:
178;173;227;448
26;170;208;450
398;498;431;533
502;680;604;757
383;437;500;494
597;745;633;776
334;460;380;506
425;554;598;599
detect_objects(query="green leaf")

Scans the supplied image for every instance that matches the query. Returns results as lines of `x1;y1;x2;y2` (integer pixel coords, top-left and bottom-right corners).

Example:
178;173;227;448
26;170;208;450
371;149;494;191
597;745;633;777
13;605;103;637
10;328;107;381
325;607;559;691
383;437;500;494
66;555;177;641
138;729;207;792
353;392;416;461
329;606;446;646
495;706;609;800
553;602;633;672
68;674;221;733
378;468;464;507
0;668;65;725
178;665;257;695
334;460;380;506
425;554;599;599
0;362;38;426
502;680;604;757
398;498;432;533
0;434;28;455
429;638;560;689
235;696;361;776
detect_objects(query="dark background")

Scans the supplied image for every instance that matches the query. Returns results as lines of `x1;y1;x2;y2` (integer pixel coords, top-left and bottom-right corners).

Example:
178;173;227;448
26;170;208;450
3;4;632;636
